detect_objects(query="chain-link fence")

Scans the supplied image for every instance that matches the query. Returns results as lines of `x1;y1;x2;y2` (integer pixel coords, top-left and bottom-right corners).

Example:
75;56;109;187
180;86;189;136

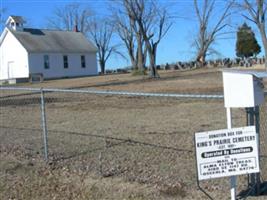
0;87;266;199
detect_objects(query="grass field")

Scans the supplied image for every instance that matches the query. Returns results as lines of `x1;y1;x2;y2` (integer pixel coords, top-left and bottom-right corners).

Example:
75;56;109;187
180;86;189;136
0;67;267;199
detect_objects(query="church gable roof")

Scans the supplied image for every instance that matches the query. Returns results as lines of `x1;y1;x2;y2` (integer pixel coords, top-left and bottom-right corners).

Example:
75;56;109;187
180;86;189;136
9;28;97;53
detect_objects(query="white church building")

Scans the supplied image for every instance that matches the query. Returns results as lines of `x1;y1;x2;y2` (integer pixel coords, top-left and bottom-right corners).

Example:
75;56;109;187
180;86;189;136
0;16;98;82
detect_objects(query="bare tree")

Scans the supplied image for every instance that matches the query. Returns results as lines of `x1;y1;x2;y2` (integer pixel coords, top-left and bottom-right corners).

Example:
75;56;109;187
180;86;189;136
123;0;172;78
113;8;137;70
88;18;120;74
193;0;234;66
240;0;267;69
46;3;93;34
111;1;146;73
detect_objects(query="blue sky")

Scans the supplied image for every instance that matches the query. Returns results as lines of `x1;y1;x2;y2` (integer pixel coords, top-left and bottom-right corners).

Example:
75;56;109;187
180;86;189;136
1;0;265;69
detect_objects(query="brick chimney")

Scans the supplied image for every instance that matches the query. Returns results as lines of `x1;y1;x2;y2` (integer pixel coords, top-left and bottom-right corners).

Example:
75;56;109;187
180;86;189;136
73;25;79;32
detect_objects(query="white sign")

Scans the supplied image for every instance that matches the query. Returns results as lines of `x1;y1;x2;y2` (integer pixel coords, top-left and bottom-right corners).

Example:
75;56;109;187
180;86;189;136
195;126;259;181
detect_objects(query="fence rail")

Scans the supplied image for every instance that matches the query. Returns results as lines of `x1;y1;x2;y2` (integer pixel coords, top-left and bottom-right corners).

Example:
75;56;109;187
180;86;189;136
1;86;266;97
0;86;225;99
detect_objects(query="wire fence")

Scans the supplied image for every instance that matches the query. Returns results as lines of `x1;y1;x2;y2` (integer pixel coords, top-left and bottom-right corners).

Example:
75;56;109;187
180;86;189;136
0;87;266;199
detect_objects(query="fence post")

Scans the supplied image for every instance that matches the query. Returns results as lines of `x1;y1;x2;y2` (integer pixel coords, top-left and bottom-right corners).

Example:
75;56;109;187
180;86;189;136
40;88;48;161
247;107;261;195
254;106;261;195
247;108;255;193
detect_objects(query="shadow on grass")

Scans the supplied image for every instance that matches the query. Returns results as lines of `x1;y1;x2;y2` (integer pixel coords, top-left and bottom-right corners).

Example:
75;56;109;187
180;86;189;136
0;126;193;161
0;70;219;97
68;70;219;90
0;97;68;106
50;140;128;162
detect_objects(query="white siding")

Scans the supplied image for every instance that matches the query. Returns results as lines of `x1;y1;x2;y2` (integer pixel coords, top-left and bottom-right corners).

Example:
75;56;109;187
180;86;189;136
28;53;98;79
0;30;29;80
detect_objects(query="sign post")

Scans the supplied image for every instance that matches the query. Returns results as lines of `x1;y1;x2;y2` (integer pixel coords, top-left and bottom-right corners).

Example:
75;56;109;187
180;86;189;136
227;108;236;200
